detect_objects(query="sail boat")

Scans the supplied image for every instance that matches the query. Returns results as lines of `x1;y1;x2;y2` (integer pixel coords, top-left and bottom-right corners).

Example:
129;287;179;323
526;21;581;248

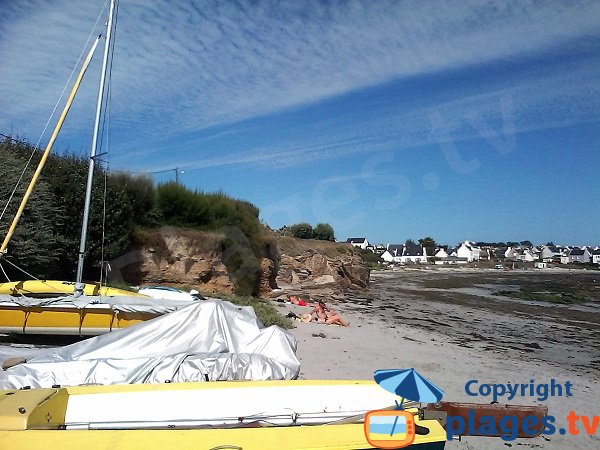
0;0;195;336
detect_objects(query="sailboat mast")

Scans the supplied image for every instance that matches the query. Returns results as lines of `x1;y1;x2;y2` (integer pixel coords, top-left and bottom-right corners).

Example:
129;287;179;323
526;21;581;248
0;37;101;256
74;0;117;296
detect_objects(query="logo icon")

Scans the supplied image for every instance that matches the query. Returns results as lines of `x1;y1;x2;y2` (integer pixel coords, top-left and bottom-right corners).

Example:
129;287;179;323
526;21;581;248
364;409;416;449
365;368;445;448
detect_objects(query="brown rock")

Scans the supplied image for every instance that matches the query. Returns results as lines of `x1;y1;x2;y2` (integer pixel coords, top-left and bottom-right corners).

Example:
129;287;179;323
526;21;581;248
117;228;369;300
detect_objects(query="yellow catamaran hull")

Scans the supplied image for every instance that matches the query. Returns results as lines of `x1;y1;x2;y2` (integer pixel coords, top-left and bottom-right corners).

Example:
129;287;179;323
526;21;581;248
0;303;155;335
0;380;447;450
0;280;157;335
0;280;146;298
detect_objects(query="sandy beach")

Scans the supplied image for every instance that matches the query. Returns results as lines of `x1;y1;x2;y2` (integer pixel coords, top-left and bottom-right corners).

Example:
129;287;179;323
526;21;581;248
284;268;600;449
1;268;598;449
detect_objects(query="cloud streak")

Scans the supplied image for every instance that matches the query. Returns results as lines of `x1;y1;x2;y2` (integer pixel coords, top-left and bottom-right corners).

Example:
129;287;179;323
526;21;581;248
1;0;599;154
134;57;600;173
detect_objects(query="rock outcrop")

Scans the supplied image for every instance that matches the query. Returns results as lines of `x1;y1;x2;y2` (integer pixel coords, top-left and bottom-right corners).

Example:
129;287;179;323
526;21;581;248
275;250;369;300
121;228;369;300
120;228;235;294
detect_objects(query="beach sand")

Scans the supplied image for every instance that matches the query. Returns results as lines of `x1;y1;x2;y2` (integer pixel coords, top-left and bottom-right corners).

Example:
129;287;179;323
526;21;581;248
1;268;597;449
284;268;600;449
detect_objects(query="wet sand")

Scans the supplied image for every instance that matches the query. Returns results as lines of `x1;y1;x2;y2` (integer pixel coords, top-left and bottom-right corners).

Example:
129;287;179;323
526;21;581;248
288;268;600;450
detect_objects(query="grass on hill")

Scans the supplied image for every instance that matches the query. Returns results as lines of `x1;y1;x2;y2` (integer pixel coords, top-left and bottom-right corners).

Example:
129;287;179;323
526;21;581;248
276;234;356;258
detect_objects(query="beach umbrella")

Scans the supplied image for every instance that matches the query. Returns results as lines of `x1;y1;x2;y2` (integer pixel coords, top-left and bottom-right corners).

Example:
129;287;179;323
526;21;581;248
374;368;444;404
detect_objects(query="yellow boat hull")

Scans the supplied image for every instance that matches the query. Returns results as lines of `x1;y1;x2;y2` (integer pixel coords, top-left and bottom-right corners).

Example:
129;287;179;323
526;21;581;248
0;303;155;335
0;380;447;450
0;280;155;335
0;280;146;298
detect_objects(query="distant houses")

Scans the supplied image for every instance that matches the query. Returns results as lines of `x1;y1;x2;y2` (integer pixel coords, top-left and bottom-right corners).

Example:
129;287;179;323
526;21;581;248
541;246;561;262
433;246;468;264
561;247;592;264
346;236;599;267
593;248;600;265
345;237;369;250
380;244;427;264
456;241;488;262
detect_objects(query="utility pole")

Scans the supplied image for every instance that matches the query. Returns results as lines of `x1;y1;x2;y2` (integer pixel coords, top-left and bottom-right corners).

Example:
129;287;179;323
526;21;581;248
174;167;184;184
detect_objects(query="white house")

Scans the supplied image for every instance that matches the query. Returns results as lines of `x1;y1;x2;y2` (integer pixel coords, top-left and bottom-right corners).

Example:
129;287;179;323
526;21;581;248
382;244;427;264
518;249;537;262
504;247;520;260
346;238;369;250
434;248;449;259
381;244;404;264
593;248;600;265
432;247;466;264
400;244;427;264
541;245;561;262
380;250;394;263
562;247;591;264
457;241;481;262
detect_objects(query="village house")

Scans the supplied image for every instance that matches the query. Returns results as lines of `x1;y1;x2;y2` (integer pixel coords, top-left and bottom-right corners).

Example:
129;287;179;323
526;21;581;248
593;248;600;265
433;247;449;259
541;245;561;262
400;243;427;264
380;244;404;264
432;246;466;264
374;245;387;255
517;248;537;262
504;246;520;261
561;247;591;264
381;244;427;264
345;237;369;250
457;241;483;262
366;244;387;255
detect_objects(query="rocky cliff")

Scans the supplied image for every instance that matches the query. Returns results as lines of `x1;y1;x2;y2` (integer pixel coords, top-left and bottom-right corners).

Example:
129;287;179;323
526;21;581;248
121;228;369;300
273;236;370;301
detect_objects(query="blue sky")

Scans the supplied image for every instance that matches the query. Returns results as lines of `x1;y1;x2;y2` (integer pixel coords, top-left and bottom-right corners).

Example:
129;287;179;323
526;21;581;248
0;0;598;245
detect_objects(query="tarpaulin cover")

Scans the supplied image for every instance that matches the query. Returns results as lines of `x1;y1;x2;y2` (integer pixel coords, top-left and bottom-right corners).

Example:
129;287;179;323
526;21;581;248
0;294;195;314
0;300;300;389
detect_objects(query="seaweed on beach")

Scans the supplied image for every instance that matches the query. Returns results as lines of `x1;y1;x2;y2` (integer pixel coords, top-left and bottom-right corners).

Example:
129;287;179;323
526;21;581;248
494;286;594;304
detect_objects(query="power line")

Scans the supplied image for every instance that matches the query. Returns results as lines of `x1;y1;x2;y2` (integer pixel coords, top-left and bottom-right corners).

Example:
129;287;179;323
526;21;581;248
2;132;184;180
0;133;40;149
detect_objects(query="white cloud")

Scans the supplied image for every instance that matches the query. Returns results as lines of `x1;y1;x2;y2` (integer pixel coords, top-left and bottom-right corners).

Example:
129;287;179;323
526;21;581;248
0;0;599;158
134;57;600;172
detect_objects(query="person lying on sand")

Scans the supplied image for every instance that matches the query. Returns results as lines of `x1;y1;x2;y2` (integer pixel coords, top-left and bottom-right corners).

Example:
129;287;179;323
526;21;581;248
288;295;308;306
307;301;350;327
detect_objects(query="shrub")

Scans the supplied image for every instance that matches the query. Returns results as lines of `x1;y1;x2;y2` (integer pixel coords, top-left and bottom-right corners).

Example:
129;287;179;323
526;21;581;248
313;223;335;241
289;223;313;239
155;183;264;296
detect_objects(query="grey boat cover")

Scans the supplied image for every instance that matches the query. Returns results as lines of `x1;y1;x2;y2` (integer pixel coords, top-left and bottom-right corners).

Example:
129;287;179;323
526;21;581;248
0;299;300;389
0;294;195;314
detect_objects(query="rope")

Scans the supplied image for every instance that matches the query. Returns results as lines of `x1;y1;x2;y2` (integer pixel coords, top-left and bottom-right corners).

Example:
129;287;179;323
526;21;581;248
100;166;109;286
98;0;118;287
0;261;11;282
0;0;110;224
2;257;41;281
1;258;74;295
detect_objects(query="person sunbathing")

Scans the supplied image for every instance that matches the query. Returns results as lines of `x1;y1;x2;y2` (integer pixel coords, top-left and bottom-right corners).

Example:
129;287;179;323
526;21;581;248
288;295;308;306
310;301;350;327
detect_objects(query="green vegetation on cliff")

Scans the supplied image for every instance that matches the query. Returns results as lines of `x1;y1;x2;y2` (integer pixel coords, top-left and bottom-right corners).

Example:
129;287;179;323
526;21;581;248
0;139;156;280
0;138;264;295
0;138;364;298
285;222;335;241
